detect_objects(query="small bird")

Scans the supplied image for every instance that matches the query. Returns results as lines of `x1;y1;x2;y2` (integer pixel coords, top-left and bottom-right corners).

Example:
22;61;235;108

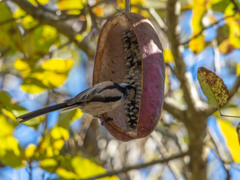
17;81;135;123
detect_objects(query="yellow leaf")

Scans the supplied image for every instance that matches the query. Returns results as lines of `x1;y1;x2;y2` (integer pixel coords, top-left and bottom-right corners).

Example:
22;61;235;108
19;59;74;94
163;49;174;63
46;146;54;157
72;157;105;178
6;136;21;156
218;39;235;54
53;139;65;150
57;0;86;14
72;109;83;121
191;6;205;35
0;115;14;137
40;158;58;167
41;59;74;73
72;156;119;179
224;3;235;16
31;71;67;88
51;126;69;140
27;0;49;5
21;83;46;94
228;20;240;49
237;63;240;76
40;25;57;44
56;167;78;179
92;6;103;17
218;119;240;163
1;108;16;120
25;144;37;159
14;58;31;78
189;35;205;53
38;0;49;5
0;136;24;168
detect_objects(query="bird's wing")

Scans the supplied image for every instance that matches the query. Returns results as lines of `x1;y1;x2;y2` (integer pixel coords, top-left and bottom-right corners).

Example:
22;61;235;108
66;85;101;106
66;81;123;106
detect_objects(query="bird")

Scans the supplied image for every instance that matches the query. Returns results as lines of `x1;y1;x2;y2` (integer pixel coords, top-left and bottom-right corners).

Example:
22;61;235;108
17;81;136;123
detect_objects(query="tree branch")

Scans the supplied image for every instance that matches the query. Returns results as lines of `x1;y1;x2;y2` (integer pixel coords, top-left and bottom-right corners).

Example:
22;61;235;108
167;0;197;113
229;0;240;12
163;99;186;123
0;15;26;26
182;15;235;46
10;0;96;58
81;151;189;180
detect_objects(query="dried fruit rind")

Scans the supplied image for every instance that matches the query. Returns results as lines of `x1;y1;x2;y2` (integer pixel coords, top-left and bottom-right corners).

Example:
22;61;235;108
93;12;165;141
198;67;229;108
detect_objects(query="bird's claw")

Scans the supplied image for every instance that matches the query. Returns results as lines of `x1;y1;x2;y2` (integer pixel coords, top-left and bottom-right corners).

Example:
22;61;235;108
101;117;113;126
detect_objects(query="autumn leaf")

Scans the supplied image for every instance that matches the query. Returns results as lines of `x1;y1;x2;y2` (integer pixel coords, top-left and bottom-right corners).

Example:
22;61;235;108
197;67;229;108
189;35;205;53
163;49;174;63
40;155;119;179
218;119;240;163
15;58;74;93
198;67;240;119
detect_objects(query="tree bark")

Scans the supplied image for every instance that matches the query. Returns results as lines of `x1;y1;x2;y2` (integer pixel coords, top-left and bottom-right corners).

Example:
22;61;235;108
188;124;207;180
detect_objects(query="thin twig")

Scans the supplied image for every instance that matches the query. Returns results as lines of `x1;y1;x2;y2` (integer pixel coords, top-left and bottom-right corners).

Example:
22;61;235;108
28;161;32;180
24;23;41;35
10;0;96;58
167;0;198;113
151;132;182;180
45;41;71;58
163;99;186;123
229;0;240;12
207;129;231;180
0;15;26;26
182;15;234;45
80;151;189;180
218;107;240;118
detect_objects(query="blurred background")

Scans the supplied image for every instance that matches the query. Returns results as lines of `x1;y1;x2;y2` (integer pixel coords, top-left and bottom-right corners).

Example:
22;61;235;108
0;0;240;179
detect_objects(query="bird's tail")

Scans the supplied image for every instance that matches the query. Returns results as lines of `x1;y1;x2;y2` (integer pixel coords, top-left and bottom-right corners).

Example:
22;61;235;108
17;102;70;123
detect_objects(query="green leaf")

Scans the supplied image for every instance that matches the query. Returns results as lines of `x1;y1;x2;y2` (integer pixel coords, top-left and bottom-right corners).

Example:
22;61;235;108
212;0;230;13
0;2;22;52
0;91;27;121
21;25;58;60
197;67;229;108
0;121;24;168
58;109;83;129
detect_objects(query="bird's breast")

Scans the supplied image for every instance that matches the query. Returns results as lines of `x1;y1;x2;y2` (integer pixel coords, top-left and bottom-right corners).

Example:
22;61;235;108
81;101;122;116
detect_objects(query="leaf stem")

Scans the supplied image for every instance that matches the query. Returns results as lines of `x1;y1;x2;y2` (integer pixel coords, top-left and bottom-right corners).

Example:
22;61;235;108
81;151;188;180
218;107;240;118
